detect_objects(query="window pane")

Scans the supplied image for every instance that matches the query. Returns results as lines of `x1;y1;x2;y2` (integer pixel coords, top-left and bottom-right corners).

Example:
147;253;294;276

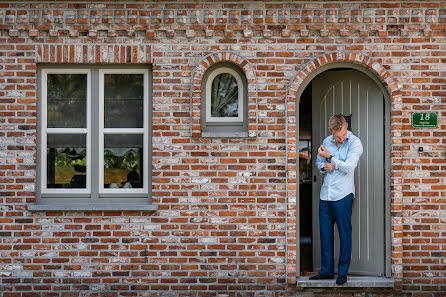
47;134;87;189
47;74;87;128
104;74;144;128
104;134;143;189
211;73;239;117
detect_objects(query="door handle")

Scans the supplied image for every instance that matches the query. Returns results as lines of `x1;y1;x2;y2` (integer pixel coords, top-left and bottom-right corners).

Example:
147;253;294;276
313;175;316;182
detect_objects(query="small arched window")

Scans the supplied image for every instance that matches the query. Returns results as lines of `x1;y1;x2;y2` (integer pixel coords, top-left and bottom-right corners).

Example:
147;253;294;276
201;63;248;137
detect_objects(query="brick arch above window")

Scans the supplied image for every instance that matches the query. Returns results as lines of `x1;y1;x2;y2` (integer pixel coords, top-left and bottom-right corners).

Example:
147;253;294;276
191;52;257;138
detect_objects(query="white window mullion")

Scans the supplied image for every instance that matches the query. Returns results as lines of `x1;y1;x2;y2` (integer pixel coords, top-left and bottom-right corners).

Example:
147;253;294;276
143;69;149;191
46;128;88;134
102;128;144;134
41;70;48;194
99;69;105;194
86;71;91;194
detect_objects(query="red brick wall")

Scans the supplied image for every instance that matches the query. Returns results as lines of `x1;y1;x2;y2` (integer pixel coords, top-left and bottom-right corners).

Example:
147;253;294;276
0;1;445;295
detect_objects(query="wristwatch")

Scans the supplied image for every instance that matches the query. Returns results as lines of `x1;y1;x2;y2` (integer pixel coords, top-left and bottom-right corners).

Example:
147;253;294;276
327;155;333;163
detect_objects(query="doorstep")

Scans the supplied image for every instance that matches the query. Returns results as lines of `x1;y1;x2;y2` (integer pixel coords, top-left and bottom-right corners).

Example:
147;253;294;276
296;276;394;288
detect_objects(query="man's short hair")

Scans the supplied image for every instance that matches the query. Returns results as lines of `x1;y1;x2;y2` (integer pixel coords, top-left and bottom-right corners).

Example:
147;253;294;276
328;114;347;131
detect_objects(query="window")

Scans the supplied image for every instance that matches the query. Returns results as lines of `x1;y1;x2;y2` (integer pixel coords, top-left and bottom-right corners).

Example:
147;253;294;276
32;66;155;211
201;63;248;137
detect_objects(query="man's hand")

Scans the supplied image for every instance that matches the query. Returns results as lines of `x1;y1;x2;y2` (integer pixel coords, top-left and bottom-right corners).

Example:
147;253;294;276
323;162;335;172
318;145;330;159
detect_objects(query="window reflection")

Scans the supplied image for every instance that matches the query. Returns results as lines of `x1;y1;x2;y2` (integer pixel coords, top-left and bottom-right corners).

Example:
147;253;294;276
104;74;144;128
211;73;239;117
47;74;87;128
104;134;143;189
47;134;87;189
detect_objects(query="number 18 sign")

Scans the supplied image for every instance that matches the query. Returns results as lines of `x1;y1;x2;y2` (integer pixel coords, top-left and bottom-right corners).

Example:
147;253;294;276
412;112;438;128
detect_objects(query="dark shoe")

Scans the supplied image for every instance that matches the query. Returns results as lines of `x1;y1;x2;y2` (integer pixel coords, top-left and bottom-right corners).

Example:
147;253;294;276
336;275;347;285
309;274;334;280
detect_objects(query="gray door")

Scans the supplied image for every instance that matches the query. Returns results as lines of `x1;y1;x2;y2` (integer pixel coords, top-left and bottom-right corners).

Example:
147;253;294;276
311;69;385;276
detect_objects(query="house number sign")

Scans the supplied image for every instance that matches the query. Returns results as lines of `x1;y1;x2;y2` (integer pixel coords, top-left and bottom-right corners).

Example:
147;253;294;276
412;112;437;128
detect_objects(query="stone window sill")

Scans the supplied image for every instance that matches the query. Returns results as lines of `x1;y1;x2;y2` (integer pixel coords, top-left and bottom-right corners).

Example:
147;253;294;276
296;276;394;288
28;204;158;212
201;131;250;138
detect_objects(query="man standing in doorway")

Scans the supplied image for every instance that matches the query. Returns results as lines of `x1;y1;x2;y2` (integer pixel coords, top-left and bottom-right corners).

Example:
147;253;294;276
310;114;363;285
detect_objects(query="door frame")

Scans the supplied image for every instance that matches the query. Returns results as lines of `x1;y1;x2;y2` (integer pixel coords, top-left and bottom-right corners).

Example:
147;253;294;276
295;62;392;278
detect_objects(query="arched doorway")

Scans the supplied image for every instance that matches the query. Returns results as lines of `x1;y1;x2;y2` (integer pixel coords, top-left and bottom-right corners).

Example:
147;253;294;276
297;65;391;277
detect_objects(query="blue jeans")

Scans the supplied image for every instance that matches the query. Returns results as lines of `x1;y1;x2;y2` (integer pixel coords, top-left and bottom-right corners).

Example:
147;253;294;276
319;193;354;276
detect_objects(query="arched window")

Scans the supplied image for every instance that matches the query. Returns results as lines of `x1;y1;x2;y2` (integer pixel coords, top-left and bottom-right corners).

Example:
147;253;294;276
201;63;248;137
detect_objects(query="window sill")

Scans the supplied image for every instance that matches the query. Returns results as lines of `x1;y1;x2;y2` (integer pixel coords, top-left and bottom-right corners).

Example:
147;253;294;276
201;131;251;138
296;276;394;288
28;204;158;212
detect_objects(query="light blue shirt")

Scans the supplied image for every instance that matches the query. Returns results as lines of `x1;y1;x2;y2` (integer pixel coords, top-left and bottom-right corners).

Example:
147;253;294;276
316;131;363;201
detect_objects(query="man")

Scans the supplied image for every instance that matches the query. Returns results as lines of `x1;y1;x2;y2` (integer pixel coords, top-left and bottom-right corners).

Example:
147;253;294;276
309;114;363;285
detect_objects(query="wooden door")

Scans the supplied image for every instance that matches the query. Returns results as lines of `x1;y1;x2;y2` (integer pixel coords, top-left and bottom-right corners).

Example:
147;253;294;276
311;69;385;276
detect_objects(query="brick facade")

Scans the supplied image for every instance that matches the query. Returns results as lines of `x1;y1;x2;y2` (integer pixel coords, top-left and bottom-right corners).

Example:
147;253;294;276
0;1;445;296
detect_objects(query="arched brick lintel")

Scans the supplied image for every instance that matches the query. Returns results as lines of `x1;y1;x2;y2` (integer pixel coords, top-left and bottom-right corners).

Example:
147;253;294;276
287;52;401;101
284;52;403;284
190;52;258;137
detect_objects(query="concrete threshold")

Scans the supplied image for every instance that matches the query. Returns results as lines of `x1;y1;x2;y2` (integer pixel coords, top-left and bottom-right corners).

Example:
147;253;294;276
296;276;394;288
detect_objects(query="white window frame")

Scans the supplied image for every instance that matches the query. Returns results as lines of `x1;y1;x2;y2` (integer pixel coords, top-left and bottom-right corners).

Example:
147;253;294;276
99;69;149;195
205;66;244;123
40;69;91;195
